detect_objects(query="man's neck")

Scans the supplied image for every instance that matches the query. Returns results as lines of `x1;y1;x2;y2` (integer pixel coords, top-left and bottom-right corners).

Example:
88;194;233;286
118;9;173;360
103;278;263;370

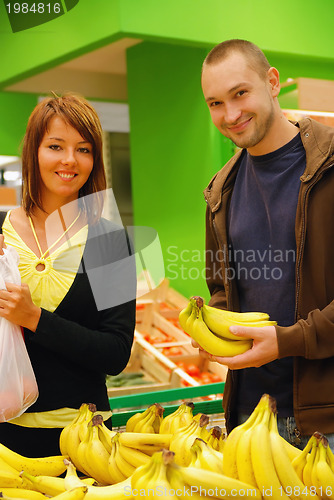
247;112;299;156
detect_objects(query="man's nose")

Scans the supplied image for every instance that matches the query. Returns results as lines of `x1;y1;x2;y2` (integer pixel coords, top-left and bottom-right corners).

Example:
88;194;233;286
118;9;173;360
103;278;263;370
224;103;242;125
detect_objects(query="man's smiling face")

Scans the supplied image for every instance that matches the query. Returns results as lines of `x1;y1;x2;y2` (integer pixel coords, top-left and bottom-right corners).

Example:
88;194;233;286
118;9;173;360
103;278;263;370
202;51;279;155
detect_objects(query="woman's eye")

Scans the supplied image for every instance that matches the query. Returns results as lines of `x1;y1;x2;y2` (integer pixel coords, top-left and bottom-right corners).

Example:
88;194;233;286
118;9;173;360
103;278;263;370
78;147;91;153
210;101;220;108
49;144;61;150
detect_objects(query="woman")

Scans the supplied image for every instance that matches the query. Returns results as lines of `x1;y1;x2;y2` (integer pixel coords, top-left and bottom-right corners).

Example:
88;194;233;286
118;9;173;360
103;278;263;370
0;93;136;457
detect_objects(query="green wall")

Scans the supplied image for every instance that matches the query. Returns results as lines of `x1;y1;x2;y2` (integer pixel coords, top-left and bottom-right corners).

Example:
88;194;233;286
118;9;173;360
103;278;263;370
1;0;333;88
127;42;232;301
0;92;37;156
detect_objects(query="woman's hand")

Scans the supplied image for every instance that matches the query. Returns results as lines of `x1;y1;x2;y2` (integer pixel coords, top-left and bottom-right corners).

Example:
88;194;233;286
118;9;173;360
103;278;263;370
0;235;6;256
0;282;41;332
191;325;279;369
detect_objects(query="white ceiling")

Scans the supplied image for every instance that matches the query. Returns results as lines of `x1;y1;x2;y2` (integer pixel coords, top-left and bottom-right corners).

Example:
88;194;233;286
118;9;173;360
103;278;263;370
5;37;143;101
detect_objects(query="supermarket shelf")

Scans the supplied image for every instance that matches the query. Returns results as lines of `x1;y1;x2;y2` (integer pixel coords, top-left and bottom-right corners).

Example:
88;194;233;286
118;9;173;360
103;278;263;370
109;381;225;428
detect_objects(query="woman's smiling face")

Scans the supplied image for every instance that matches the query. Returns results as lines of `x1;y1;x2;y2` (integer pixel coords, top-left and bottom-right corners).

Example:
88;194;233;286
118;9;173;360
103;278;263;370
37;116;94;208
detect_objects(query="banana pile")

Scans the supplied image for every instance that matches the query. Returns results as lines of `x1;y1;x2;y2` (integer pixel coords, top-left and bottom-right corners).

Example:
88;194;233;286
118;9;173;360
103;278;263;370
3;395;334;500
179;295;276;356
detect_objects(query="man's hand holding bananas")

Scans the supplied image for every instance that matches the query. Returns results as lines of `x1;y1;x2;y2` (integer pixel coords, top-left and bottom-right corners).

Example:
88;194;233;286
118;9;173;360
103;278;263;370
205;323;279;369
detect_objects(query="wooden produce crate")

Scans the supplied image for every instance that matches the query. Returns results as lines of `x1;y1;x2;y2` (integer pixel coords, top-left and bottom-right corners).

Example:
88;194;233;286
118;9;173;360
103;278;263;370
167;352;228;387
136;278;189;323
136;306;193;356
107;332;200;397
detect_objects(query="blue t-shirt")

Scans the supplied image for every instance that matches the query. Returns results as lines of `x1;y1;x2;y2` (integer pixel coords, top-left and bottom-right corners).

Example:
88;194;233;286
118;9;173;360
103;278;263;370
228;133;306;416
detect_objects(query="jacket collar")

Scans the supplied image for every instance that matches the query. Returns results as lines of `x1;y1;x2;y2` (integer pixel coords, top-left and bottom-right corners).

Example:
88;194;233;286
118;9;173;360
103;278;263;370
203;117;334;213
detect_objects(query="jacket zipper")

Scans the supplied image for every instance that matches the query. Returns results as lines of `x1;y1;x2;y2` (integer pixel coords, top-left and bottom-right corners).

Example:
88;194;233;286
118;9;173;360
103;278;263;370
295;162;334;321
212;217;233;310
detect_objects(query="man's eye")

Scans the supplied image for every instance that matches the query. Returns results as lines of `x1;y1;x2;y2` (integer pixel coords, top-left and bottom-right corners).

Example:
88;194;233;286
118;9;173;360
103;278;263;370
237;90;246;97
209;101;220;108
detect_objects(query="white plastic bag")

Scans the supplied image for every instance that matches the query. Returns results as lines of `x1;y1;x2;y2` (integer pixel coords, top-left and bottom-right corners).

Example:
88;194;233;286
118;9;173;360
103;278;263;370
0;246;38;422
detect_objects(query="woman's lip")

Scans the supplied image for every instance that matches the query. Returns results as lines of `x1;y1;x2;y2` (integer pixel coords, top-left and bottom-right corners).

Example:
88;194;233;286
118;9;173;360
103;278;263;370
228;118;252;132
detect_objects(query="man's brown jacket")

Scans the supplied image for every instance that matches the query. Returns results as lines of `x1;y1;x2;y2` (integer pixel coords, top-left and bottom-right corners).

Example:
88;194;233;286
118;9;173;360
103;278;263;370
203;117;334;435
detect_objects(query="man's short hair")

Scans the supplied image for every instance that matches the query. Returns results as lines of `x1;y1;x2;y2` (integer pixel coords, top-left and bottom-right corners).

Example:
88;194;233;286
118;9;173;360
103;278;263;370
203;39;271;79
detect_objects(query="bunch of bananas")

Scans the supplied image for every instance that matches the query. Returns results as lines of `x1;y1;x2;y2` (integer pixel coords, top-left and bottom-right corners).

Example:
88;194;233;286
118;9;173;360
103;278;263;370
292;431;334;498
159;402;194;434
169;413;210;466
59;403;116;480
59;402;172;485
179;295;276;356
188;437;224;474
125;403;164;433
131;448;261;499
221;393;319;499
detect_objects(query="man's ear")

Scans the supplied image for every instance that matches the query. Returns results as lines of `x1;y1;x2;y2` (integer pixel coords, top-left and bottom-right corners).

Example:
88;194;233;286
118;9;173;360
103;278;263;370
267;67;280;98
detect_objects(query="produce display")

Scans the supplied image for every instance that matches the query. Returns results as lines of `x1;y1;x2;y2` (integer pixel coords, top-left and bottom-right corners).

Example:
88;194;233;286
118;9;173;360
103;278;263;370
179;296;276;356
1;395;334;499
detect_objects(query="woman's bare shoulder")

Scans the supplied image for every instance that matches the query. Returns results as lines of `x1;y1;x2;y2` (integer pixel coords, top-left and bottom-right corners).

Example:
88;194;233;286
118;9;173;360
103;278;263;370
9;207;29;231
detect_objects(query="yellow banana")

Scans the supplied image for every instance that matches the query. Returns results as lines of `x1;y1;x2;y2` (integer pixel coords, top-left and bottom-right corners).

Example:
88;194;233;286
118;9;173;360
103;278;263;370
0;468;25;488
107;434;128;484
66;404;96;474
179;465;262;499
97;419;116;454
0;488;46;500
250;395;290;499
75;419;93;477
202;302;275;340
60;404;89;458
188;306;252;357
64;459;131;500
52;486;88;500
114;450;136;479
118;444;151;468
269;409;316;499
315;436;334;499
326;441;334;472
282;437;302;462
0;442;67;477
20;471;67;496
235;408;262;488
178;301;193;331
204;302;270;322
118;432;172;455
222;394;266;478
82;416;114;485
160;402;194;435
169;414;209;466
302;434;319;489
291;434;316;482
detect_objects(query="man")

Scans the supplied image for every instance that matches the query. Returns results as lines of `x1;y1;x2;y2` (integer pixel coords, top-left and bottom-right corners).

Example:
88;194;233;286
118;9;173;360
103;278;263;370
199;39;334;448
